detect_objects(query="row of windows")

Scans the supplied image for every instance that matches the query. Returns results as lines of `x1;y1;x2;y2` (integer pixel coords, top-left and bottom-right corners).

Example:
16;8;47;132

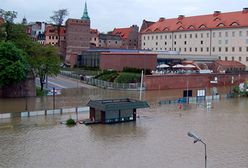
144;39;248;46
220;56;248;62
143;30;248;40
143;46;248;53
49;36;58;40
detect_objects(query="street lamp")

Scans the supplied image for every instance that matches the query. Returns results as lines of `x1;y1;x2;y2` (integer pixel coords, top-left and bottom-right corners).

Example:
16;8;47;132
187;132;207;168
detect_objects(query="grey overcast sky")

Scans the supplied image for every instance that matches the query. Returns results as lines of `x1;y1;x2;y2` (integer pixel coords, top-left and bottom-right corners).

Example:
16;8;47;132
1;0;248;32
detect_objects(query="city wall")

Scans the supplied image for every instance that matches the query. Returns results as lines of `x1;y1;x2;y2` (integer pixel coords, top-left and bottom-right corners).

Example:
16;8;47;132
144;73;248;90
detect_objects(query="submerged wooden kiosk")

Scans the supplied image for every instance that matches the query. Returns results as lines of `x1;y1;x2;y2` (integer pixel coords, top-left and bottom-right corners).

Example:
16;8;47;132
86;98;149;124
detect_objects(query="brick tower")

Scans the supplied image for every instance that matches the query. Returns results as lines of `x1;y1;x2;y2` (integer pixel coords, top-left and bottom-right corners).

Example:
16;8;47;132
65;2;91;65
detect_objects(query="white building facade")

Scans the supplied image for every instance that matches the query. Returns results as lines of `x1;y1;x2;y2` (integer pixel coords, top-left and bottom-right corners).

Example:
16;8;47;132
141;9;248;66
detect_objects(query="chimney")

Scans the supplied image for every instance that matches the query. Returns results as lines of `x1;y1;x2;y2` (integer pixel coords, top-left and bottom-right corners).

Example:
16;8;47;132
178;15;185;20
213;11;221;16
242;7;248;14
159;17;165;22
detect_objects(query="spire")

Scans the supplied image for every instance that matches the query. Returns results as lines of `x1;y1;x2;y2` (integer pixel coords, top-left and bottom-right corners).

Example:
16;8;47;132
81;2;90;20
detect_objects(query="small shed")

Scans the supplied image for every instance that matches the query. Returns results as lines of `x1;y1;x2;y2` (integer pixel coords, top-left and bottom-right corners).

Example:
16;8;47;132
87;98;149;124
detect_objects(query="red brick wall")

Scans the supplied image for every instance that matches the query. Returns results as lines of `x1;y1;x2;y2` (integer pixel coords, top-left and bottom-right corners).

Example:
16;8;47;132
144;73;248;90
100;53;157;71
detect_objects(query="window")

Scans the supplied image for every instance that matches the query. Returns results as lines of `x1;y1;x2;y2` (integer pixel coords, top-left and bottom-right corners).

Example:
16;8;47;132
152;36;154;40
206;47;209;52
232;31;235;37
225;57;228;61
219;57;221;60
200;47;203;52
225;40;228;45
184;48;187;52
160;35;162;39
201;33;203;38
143;42;145;46
195;47;197;52
174;48;176;51
156;42;158;45
239;57;242;61
239;47;242;52
156;48;158;50
179;48;181;52
174;41;176;45
219;47;222;52
232;57;234;61
200;41;203;45
225;32;228;37
232;47;235;52
165;35;167;39
190;34;192;38
49;36;51;39
189;47;192;52
246;57;248;62
184;41;187;45
148;36;150;40
165;47;167;50
219;32;222;37
207;33;209;38
225;47;228;52
170;35;172;39
156;36;158;40
184;34;187;39
218;40;222;45
213;32;215;37
247;46;248;52
239;31;242;37
165;41;167;45
174;35;177;39
143;36;146;40
179;34;182;39
212;47;215;52
195;33;198;38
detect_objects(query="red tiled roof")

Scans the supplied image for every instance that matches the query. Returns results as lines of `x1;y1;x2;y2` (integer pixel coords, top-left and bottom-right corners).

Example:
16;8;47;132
112;27;132;39
215;60;246;68
90;28;99;34
142;9;248;33
45;25;65;36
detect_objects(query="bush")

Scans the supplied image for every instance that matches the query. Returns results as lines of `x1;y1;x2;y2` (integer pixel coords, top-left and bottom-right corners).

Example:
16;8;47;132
66;118;76;126
36;87;45;96
114;72;141;83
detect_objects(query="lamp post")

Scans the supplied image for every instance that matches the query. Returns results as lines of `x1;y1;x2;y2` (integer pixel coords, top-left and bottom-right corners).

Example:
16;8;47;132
187;132;207;168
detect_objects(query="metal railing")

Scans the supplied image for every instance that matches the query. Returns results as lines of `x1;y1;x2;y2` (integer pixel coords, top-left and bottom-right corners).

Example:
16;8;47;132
60;71;144;90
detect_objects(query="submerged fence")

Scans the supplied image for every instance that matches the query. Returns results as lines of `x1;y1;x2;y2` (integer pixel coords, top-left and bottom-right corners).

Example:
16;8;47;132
0;106;89;120
60;71;143;90
159;95;221;105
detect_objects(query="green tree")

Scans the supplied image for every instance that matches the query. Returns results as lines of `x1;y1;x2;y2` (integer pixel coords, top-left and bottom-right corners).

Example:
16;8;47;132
28;44;60;91
0;9;17;41
0;41;28;87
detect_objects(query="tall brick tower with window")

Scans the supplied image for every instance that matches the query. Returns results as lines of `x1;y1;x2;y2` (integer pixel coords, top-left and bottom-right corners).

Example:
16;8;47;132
65;2;90;65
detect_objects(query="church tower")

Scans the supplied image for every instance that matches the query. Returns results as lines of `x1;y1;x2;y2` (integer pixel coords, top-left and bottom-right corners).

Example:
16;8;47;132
65;1;91;65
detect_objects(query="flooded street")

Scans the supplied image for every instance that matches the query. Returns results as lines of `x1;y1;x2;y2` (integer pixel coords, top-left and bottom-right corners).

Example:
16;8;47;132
0;88;248;168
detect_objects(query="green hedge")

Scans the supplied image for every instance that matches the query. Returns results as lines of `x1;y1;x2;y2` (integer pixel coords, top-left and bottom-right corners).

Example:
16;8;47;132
114;72;141;83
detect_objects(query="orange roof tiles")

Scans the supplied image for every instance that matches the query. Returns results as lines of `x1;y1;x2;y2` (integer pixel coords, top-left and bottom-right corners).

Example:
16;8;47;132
215;60;246;68
45;25;65;36
112;27;132;39
90;29;99;34
142;9;248;33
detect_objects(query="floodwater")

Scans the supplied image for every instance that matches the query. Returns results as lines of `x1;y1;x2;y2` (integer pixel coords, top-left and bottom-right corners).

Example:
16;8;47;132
0;87;248;168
